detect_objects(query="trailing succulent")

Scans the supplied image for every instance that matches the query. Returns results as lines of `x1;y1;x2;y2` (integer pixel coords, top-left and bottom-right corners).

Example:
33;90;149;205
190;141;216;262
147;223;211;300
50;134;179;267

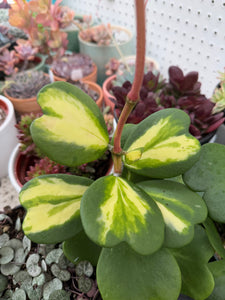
0;206;101;299
112;66;225;140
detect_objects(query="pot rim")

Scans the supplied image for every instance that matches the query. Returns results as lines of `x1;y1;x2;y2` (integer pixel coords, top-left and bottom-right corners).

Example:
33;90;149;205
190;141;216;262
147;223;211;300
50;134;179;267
0;95;15;133
8;143;21;193
78;25;133;48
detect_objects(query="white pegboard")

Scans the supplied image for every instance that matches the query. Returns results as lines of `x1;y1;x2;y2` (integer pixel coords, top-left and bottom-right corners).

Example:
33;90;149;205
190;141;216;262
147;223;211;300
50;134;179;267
62;0;225;97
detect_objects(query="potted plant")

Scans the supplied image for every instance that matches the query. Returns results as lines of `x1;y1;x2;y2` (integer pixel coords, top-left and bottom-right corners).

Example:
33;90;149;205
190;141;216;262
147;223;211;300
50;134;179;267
3;70;51;115
103;55;159;111
51;53;97;83
107;66;225;143
211;69;225;114
8;109;114;192
7;1;225;300
0;39;45;82
0;94;17;178
62;13;92;53
78;23;134;84
8;0;75;63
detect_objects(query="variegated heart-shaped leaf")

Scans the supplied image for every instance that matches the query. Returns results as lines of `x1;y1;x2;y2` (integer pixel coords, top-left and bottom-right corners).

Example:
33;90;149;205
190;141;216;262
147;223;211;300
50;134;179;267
97;243;181;300
183;143;225;222
123;108;201;178
80;175;164;255
20;174;93;244
31;82;109;167
137;180;207;248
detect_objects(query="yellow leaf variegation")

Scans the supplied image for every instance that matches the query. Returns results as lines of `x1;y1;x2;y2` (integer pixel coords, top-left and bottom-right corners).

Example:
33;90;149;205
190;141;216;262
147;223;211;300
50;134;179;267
138;180;207;248
80;175;164;255
123;109;201;178
20;174;93;244
31;82;109;167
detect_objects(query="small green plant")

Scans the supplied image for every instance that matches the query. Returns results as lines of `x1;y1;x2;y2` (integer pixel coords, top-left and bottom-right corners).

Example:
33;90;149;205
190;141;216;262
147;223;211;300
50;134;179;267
18;1;225;300
211;70;225;113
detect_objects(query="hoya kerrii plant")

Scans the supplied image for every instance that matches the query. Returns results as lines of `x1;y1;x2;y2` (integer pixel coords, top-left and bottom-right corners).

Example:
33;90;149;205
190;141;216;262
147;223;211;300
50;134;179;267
19;1;225;300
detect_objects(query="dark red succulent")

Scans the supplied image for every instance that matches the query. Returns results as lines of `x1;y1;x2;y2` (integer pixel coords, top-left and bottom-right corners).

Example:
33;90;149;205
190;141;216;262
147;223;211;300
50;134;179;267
112;66;225;140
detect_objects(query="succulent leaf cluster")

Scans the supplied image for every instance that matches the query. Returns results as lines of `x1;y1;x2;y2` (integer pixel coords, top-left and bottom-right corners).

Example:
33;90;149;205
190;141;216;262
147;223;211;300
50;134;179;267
112;66;225;139
52;53;94;81
0;207;98;299
4;70;51;99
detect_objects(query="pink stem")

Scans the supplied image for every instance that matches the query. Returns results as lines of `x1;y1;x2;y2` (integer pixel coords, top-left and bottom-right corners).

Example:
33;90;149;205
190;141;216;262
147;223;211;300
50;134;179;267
112;0;146;174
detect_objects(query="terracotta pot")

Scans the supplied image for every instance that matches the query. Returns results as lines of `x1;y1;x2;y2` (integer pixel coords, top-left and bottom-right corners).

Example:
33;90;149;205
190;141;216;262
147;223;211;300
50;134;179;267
3;73;50;115
102;74;117;112
0;95;17;178
82;80;103;108
52;63;97;83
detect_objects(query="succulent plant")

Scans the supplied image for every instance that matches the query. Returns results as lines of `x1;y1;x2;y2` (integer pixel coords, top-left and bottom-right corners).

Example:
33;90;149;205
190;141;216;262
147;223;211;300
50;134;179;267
4;70;51;99
0;206;99;300
112;66;225;140
25;157;68;182
52;53;94;81
211;70;225;114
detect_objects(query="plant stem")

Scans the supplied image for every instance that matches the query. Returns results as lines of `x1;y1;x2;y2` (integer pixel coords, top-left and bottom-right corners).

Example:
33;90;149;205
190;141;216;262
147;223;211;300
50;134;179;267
112;0;146;174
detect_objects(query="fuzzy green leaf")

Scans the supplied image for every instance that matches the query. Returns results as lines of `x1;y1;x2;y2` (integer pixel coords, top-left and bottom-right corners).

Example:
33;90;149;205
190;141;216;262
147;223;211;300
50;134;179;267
183;143;225;222
81;175;164;255
137;180;207;248
31;81;109;167
97;243;181;300
123;109;201;178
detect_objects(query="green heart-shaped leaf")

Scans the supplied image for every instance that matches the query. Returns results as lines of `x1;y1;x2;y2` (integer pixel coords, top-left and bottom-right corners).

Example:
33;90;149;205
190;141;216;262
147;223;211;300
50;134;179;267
183;143;225;222
20;174;93;244
170;225;215;300
97;243;181;300
80;175;164;255
123;108;201;178
203;217;225;259
31;82;109;167
207;260;225;300
63;230;102;266
137;180;207;248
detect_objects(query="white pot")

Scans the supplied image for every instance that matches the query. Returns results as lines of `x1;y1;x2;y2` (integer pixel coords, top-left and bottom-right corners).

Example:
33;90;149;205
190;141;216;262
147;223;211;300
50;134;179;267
8;144;21;193
0;95;17;178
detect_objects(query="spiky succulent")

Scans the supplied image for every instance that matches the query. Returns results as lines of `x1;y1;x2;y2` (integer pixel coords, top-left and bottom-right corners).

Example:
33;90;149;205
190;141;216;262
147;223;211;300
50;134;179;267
15;113;43;157
4;70;51;99
112;66;225;140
